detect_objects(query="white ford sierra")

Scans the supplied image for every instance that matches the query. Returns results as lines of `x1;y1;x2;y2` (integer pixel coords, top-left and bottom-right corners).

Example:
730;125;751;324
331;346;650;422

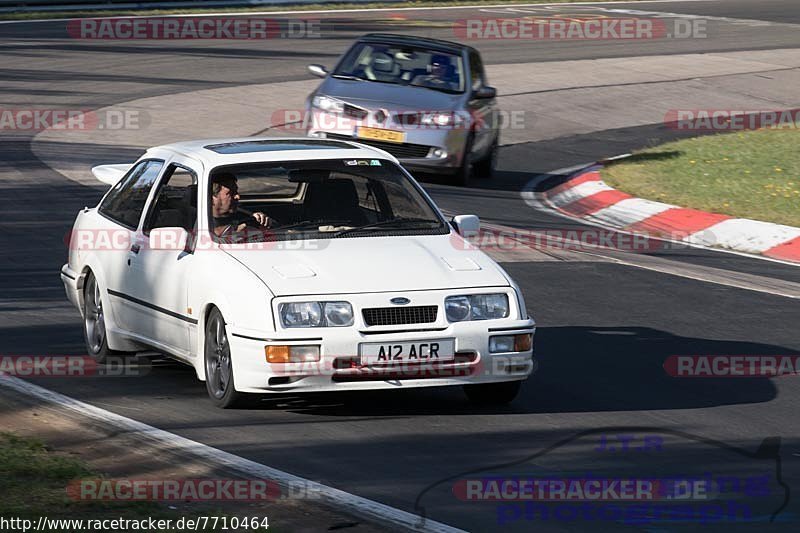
61;138;535;408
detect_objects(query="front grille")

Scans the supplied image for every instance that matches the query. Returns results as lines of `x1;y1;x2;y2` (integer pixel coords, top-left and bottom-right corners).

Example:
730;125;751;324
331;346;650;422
362;305;438;326
326;133;431;159
392;112;420;126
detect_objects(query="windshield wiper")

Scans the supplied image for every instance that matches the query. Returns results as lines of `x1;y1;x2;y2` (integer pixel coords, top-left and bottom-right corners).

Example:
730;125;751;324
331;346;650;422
331;74;366;81
269;220;330;232
333;217;441;237
270;219;353;232
408;82;461;94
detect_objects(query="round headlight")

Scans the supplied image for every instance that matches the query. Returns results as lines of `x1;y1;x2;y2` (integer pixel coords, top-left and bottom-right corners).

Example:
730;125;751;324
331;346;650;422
471;294;509;320
324;302;354;327
445;296;471;322
280;302;322;328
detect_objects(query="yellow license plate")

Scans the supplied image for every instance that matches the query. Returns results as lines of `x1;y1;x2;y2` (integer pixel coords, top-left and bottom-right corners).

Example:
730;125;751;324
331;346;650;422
357;127;406;143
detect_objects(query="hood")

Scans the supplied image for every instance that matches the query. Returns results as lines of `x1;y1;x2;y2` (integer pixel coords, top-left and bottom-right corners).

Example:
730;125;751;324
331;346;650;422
319;78;463;111
222;234;508;296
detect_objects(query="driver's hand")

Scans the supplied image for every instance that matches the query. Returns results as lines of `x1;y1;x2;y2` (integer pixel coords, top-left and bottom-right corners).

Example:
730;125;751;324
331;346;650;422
252;212;270;227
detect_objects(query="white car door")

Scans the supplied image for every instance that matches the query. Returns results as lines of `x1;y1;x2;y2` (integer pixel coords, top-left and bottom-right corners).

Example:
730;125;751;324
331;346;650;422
125;156;201;358
96;158;166;334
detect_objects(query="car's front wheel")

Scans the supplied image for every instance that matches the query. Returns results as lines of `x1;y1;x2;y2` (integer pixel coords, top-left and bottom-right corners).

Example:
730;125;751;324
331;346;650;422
204;307;249;408
474;134;498;179
464;380;522;405
453;132;475;186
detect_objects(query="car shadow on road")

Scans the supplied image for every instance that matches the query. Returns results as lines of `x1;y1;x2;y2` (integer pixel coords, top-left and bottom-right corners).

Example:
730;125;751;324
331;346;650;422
229;325;787;416
11;324;784;417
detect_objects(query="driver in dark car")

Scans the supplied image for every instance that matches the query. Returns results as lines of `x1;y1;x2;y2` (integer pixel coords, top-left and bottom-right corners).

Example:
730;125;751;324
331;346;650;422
414;54;459;91
211;172;270;237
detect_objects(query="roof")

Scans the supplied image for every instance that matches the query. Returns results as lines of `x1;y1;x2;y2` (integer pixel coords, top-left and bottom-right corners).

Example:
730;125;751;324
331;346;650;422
143;136;399;170
357;33;474;54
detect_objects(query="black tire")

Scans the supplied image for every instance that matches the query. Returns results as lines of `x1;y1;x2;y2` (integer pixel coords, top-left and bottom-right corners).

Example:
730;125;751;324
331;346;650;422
82;272;123;364
454;132;475;186
464;380;522;406
474;133;499;179
204;307;250;408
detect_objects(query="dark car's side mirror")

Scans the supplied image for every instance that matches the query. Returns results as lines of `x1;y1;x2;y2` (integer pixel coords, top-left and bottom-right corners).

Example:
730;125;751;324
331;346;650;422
308;64;328;78
474;86;497;99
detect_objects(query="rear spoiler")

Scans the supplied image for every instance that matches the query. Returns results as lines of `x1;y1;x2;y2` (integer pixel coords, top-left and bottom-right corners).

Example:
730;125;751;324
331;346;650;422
91;163;132;186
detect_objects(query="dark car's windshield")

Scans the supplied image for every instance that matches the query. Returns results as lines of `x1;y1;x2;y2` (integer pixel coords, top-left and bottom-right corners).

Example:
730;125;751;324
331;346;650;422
207;159;447;243
333;43;465;94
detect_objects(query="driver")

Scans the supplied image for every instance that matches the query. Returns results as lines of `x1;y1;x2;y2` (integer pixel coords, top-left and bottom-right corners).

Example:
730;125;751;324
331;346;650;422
211;172;270;237
416;54;458;91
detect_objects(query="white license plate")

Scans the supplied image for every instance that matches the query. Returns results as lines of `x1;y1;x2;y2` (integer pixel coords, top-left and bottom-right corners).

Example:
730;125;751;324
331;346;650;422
360;339;455;366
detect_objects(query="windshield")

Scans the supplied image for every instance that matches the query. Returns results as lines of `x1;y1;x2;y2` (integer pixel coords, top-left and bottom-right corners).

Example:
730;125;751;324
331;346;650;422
333;43;465;94
207;158;447;244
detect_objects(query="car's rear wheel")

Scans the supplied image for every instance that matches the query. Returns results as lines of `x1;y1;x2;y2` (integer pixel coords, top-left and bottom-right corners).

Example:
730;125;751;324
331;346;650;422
464;380;522;405
82;272;125;363
204;308;250;408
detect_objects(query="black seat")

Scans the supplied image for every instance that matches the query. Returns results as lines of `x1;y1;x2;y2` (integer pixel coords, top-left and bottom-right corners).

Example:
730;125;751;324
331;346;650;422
153;208;184;229
303;180;367;226
182;183;198;231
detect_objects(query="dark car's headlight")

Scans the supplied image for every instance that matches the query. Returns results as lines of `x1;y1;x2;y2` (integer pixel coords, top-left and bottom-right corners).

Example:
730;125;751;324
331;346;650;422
311;95;345;114
279;301;354;328
419;111;466;128
445;294;509;322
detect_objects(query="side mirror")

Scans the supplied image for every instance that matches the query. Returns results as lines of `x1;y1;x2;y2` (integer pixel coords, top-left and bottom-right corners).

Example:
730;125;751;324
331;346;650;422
308;64;328;78
148;227;190;252
451;214;480;238
474;86;497;99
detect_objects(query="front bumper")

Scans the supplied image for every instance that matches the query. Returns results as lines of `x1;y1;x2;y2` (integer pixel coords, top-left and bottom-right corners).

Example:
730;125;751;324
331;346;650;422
307;109;469;171
228;320;535;394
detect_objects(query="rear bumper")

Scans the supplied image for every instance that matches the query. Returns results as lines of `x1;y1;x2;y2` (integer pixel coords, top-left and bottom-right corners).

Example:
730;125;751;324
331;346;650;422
61;264;82;313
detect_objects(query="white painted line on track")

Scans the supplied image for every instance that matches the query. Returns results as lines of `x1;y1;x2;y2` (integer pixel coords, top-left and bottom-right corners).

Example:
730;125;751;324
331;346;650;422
0;0;741;25
0;374;465;533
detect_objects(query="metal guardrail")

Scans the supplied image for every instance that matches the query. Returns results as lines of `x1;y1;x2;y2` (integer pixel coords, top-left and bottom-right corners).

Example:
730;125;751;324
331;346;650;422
0;0;390;14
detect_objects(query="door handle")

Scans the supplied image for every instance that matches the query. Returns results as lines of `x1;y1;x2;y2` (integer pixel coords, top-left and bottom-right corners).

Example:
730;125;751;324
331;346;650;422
130;244;140;254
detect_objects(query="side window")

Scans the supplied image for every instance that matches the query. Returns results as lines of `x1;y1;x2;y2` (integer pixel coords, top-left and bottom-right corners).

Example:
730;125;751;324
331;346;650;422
144;165;198;233
469;52;485;92
99;160;164;229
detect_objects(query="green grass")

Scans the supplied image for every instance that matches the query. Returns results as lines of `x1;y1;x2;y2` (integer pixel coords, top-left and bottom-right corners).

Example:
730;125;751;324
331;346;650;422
0;432;246;532
1;0;644;21
601;129;800;227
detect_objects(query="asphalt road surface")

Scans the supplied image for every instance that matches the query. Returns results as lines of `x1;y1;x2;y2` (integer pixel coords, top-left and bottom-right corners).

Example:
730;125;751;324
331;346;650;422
1;1;799;531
